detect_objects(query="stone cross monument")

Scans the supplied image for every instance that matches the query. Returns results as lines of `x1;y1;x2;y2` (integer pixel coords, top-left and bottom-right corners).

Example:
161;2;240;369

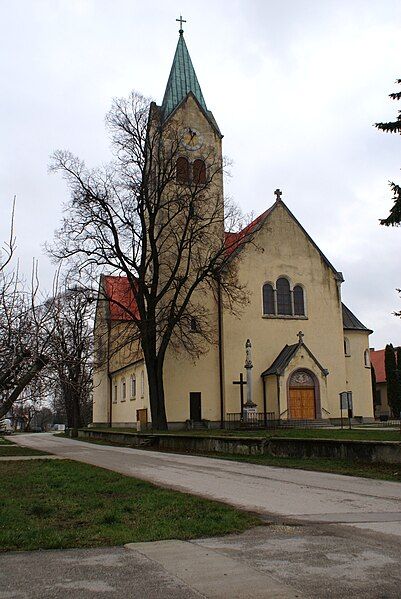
243;339;257;421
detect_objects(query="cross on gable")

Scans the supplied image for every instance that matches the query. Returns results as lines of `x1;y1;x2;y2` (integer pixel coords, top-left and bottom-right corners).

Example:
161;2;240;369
297;330;304;344
274;189;282;202
176;14;187;33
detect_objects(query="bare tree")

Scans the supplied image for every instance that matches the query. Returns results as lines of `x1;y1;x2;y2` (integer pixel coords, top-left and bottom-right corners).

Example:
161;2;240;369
49;92;256;430
46;284;94;429
0;202;54;419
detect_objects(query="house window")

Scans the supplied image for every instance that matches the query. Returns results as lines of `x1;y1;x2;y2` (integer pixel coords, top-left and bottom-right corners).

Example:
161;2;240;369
344;337;351;356
262;283;275;315
121;378;126;401
130;375;136;400
293;285;305;316
176;157;190;184
276;277;292;315
113;384;118;403
140;370;144;397
192;159;206;184
364;349;370;368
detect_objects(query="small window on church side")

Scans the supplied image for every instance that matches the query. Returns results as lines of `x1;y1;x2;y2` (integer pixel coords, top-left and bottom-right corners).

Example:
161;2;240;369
121;378;126;401
176;157;190;184
190;317;199;332
262;283;275;315
130;375;136;399
192;159;206;184
141;370;145;397
364;349;370;368
113;384;118;403
293;285;305;316
276;277;292;315
344;337;351;356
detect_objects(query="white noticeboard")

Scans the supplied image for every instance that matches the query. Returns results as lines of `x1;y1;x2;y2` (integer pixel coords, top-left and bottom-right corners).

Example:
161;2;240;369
340;391;353;410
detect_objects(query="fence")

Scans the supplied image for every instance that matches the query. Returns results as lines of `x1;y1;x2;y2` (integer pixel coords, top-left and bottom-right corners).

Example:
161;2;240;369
225;412;334;430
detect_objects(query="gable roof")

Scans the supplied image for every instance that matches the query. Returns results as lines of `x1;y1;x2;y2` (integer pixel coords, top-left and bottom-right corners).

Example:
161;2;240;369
261;341;329;377
370;349;386;383
162;32;207;120
342;303;372;334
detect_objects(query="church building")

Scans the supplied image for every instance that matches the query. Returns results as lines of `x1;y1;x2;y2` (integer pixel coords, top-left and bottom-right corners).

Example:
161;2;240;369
93;26;374;428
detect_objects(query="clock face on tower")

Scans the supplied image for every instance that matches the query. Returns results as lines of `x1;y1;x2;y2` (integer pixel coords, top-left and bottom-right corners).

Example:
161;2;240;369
181;127;204;151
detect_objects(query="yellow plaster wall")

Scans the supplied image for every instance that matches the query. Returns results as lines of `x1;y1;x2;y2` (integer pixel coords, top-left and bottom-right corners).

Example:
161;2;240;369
222;202;348;419
344;331;374;418
109;361;149;426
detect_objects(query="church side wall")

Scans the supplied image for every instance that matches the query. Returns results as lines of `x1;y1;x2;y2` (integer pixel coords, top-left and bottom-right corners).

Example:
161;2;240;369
109;361;149;427
222;202;349;419
345;331;374;419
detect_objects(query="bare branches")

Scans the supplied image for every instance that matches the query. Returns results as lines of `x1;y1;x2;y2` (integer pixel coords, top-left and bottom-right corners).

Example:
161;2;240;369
49;90;256;428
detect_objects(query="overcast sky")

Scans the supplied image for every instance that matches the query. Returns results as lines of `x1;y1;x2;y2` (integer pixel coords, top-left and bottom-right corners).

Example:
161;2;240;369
1;0;401;348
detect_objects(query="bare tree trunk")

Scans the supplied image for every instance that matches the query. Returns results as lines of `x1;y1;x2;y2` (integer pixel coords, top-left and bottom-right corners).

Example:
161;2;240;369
0;356;47;419
143;352;168;430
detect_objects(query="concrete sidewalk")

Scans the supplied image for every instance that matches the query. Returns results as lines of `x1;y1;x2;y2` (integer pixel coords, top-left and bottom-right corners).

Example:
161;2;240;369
2;524;401;598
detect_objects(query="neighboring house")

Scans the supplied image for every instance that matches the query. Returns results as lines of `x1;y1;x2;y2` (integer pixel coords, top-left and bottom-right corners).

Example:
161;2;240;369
92;29;374;429
370;348;400;419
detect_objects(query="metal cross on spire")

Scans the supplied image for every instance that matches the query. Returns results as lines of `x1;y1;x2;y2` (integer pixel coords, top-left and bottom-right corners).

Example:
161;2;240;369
176;14;187;33
274;188;282;202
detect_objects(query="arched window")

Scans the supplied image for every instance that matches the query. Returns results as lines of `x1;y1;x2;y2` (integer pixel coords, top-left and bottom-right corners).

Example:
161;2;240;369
130;375;136;399
121;378;126;401
176;157;190;184
276;277;292;315
293;285;305;316
140;370;145;397
262;283;275;315
344;337;350;356
364;349;370;367
192;159;206;184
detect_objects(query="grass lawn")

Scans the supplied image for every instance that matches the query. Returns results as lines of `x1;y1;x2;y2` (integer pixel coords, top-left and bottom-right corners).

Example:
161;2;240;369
215;453;401;483
0;460;259;552
0;436;48;457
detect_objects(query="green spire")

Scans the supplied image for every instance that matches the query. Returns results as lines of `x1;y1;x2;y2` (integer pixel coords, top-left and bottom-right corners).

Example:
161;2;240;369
162;32;207;119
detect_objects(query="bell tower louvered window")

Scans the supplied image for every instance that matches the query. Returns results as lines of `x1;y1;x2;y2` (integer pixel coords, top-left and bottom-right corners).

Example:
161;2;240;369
176;157;190;184
193;159;206;184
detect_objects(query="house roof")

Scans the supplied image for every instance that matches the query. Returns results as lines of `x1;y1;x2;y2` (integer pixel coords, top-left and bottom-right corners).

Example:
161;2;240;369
162;32;207;120
102;275;139;321
342;303;372;333
370;349;386;383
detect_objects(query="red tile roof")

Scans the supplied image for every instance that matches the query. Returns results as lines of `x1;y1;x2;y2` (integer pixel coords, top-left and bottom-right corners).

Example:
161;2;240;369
103;276;139;321
102;208;271;319
370;349;386;383
224;208;271;257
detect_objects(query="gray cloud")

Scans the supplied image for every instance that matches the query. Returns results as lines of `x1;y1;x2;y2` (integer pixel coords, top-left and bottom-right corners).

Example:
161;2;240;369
1;0;400;348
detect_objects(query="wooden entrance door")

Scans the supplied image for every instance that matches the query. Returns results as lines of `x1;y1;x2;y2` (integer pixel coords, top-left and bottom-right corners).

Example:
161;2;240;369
190;392;202;421
136;408;148;427
289;388;315;420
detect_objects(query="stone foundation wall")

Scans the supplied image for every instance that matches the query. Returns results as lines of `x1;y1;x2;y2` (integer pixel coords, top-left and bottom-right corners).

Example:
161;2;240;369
77;429;401;464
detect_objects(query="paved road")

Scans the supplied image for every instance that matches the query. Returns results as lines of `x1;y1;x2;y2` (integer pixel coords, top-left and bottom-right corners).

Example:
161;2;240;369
12;433;401;537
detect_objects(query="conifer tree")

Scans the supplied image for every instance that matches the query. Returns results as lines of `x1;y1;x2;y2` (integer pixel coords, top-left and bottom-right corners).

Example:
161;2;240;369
385;344;401;417
375;79;401;226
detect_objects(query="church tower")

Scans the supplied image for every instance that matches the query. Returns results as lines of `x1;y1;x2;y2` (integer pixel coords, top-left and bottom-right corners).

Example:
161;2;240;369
150;21;224;221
